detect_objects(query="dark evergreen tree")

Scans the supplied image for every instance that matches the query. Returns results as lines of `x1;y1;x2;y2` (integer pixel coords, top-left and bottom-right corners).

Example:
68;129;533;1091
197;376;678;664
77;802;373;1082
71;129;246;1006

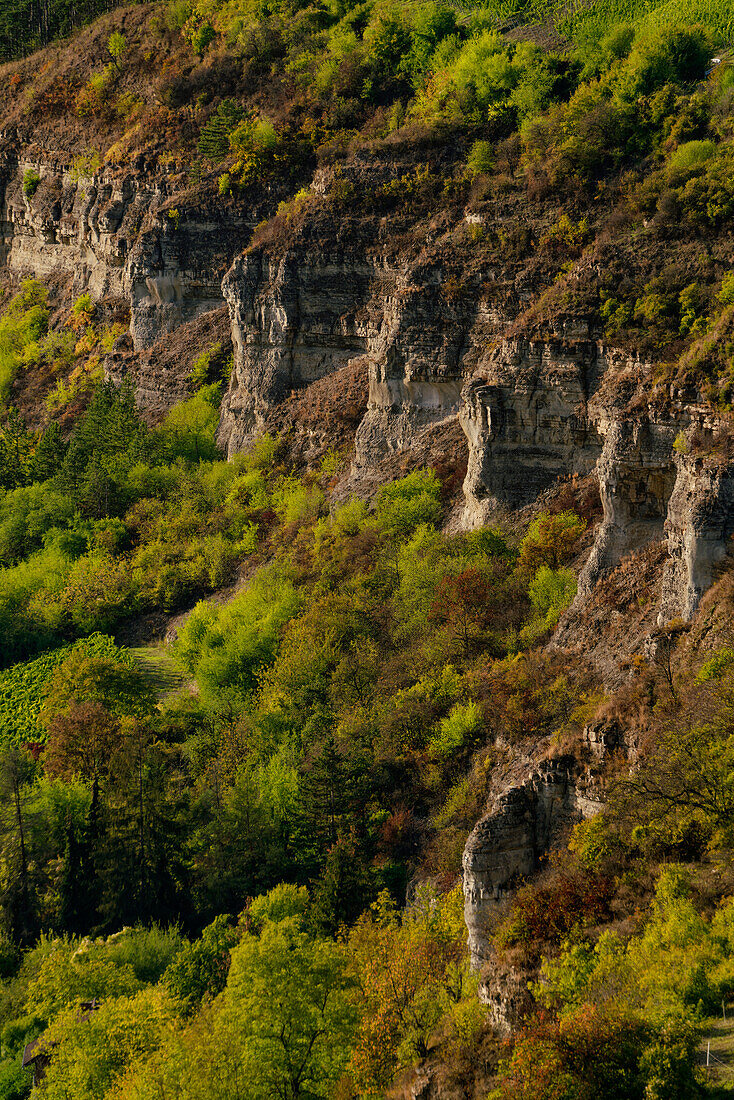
310;833;374;935
0;409;32;491
197;100;244;162
31;421;66;482
58;821;98;935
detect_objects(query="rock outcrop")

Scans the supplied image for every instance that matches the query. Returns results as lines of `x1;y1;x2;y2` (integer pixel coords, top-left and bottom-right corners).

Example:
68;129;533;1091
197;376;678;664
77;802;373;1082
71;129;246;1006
1;148;152;303
218;237;479;477
126;201;254;350
0;146;256;352
460;335;734;628
659;453;734;623
462;757;604;970
460;333;604;527
218;247;373;454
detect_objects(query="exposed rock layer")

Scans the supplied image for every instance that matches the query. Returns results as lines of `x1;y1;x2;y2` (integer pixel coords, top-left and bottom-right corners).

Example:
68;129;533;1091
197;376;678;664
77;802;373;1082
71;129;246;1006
0;143;255;352
462;757;604;970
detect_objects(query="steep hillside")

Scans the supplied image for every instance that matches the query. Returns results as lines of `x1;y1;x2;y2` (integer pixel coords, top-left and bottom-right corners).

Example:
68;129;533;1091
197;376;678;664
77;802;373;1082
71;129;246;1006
0;1;734;1098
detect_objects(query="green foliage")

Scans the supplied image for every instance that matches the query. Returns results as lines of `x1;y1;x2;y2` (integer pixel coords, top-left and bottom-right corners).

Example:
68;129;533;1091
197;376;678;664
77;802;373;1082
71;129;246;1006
103;926;184;984
518;511;586;577
174;563;301;704
0;280;48;409
718;271;734;308
466;139;494;175
162;384;222;462
229;116;282;187
120;889;356;1100
428;700;482;758
39;986;169;1099
196;99;244;161
69;150;102;180
164;915;236;1015
21;169;39;198
375;468;442;538
189;342;223;387
528;565;577;627
622;24;710;95
669;138;717;178
697;647;734;682
0;1061;30;1099
0;0;124;60
0;634;130;747
106;30;126;65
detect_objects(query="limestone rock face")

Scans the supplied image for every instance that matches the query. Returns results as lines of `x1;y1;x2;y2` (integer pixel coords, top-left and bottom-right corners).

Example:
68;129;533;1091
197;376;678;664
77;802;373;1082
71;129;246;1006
460;336;604;527
218;247;373;455
576;415;678;599
126;205;254;350
1;152;155;302
218;242;478;475
659;455;734;623
460;334;734;626
0;145;255;353
462;759;603;970
478;954;534;1036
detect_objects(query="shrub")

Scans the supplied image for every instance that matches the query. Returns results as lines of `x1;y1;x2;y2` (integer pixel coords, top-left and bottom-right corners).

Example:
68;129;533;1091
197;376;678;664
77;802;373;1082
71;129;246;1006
174;563;301;704
189;343;222;387
164;915;236;1015
162;384;221;462
623;25;711;96
668;138;716;178
229;117;281;185
21;169;39;198
529;566;577;626
466;139;494;175
428;700;482;758
197;99;244;162
718;271;734;308
517;511;586;577
69;151;101;181
165;0;191;32
375;469;443;538
496;871;614;952
107;31;126;67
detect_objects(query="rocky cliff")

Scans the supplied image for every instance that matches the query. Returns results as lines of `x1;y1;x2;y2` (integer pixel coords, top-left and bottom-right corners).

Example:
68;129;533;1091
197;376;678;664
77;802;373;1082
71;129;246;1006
462;754;606;971
7;131;730;646
0;139;257;354
3;110;734;1040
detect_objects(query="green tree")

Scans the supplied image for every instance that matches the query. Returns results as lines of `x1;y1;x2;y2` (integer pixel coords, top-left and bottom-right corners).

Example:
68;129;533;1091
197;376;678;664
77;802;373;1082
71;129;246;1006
165;914;237;1016
517;511;586;577
219;907;357;1099
0;749;39;945
107;30;126;68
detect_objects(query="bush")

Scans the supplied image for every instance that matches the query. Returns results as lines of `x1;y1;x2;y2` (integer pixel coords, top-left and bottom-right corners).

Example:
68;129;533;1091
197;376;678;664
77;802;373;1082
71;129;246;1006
21;169;39;198
164;915;236;1015
623;25;711;96
718;271;734;308
668;138;716;178
174;563;301;703
162;384;221;462
497;870;614;953
197;99;244;161
529;566;577;626
428;700;482;758
517;512;586;577
466;139;494;175
375;469;443;538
